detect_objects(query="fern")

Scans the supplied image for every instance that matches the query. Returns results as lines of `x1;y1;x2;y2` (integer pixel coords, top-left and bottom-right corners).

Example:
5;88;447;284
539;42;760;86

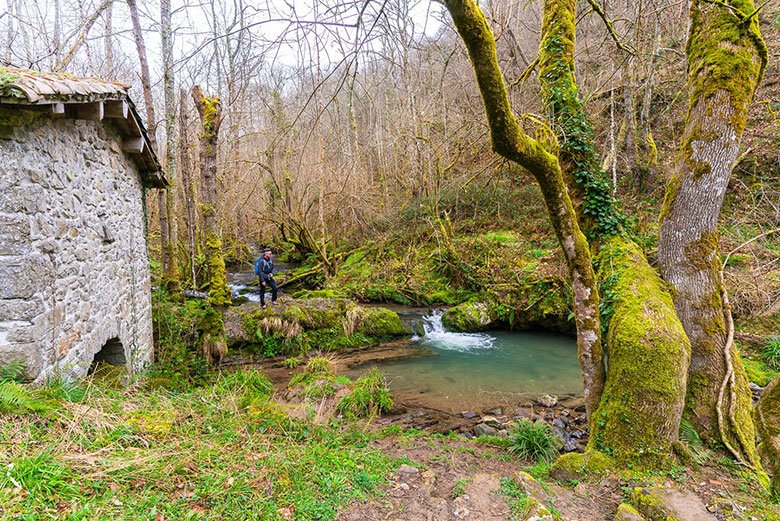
679;418;714;464
0;380;53;415
0;360;27;383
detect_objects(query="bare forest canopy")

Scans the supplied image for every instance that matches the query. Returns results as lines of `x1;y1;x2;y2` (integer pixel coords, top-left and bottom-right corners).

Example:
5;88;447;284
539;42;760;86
5;0;776;260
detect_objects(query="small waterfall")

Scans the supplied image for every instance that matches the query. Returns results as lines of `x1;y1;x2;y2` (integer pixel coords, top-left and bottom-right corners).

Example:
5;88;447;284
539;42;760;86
414;310;495;352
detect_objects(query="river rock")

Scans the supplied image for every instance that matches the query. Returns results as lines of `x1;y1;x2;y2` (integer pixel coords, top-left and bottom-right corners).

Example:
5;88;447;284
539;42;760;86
483;406;503;416
553;418;566;429
750;382;763;402
480;415;503;428
473;423;498;436
396;464;420;476
563;437;579;453
537;394;558;408
461;411;479;419
513;407;534;420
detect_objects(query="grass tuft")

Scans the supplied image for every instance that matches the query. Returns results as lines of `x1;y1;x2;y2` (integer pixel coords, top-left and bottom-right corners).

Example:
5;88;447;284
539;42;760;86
508;420;562;463
337;368;393;418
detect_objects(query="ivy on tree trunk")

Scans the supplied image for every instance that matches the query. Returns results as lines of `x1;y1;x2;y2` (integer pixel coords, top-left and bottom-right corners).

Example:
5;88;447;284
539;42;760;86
442;0;604;420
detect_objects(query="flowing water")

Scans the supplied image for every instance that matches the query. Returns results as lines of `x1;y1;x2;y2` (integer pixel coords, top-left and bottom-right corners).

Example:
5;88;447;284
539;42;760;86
347;310;582;413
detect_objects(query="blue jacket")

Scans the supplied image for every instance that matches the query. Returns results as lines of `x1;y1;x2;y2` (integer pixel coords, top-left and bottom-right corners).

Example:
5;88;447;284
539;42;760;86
254;256;274;281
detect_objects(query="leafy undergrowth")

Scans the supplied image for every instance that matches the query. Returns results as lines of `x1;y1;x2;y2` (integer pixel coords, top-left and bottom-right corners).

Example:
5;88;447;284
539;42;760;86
0;370;398;520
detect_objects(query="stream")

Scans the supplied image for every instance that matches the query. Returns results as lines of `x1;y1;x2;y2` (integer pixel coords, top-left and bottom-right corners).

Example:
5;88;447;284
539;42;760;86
226;264;582;415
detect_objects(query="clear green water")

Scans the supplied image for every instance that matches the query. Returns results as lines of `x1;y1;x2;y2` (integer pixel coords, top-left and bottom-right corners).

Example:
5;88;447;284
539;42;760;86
347;311;582;412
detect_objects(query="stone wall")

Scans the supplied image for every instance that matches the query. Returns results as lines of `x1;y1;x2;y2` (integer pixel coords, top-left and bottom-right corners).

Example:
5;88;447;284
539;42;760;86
0;108;154;381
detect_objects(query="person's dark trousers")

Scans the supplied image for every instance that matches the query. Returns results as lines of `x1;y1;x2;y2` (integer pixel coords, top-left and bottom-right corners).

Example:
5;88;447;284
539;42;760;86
259;277;278;306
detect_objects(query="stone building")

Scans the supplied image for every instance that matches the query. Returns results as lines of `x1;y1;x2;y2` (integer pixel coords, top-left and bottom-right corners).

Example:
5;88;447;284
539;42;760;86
0;68;166;381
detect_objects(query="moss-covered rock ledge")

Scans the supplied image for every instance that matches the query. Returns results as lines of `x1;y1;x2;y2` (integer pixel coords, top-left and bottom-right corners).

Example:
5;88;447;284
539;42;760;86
223;297;410;357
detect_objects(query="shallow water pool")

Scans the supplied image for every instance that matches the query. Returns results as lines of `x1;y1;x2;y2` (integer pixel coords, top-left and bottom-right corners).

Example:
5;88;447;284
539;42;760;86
347;310;582;413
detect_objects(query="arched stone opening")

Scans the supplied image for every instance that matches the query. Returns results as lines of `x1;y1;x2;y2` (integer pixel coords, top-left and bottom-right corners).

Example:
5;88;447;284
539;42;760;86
89;337;127;373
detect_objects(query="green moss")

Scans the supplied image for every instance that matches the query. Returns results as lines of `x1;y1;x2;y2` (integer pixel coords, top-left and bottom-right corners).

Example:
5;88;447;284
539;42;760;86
234;298;406;356
686;0;767;134
631;487;677;521
205;233;231;307
292;289;348;299
549;451;614;482
613;503;646;521
199;95;221;140
659;174;682;224
682;231;719;271
590;237;690;466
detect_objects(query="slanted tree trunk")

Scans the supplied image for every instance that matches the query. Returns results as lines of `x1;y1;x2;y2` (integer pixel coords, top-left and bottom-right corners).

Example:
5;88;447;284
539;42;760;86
658;0;767;466
160;0;179;291
191;85;231;308
126;0;175;292
755;377;780;497
442;0;604;419
178;89;198;290
537;0;689;465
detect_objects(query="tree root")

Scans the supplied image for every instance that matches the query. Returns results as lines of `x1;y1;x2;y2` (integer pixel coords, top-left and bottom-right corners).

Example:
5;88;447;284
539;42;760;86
716;270;754;467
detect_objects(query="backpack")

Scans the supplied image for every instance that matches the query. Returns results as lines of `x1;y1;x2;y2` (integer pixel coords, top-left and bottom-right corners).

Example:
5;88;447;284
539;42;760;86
254;257;262;276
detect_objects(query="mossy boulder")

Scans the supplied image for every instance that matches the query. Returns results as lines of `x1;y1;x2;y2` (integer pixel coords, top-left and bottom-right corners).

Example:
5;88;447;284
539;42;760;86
755;376;780;498
222;297;409;357
549;451;614;482
354;307;410;337
631;487;716;521
442;302;496;331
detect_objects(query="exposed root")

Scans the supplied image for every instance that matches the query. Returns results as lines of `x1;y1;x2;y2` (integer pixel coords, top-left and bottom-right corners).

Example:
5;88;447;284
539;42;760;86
716;271;753;467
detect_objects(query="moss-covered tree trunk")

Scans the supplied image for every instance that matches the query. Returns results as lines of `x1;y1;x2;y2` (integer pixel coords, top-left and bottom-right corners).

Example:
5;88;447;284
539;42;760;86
191;85;231;308
191;85;230;363
442;0;604;418
657;0;766;466
755;377;780;497
537;0;689;465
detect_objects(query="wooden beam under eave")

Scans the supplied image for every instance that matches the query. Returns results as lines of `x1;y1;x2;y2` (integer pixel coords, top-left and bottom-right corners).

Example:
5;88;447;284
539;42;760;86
104;100;128;119
122;137;145;154
73;101;104;121
125;112;143;137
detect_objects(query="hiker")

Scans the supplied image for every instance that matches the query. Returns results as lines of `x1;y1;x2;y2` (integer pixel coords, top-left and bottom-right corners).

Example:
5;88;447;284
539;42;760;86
254;247;278;307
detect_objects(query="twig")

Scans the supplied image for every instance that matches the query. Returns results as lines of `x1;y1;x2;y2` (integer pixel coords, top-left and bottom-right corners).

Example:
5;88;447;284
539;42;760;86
722;228;779;270
585;0;635;55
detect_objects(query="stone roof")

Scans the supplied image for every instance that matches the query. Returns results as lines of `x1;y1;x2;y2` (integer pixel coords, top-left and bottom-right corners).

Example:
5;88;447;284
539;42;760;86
0;67;166;188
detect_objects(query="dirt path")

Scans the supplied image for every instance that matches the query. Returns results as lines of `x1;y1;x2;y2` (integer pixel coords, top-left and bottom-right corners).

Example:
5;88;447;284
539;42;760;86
338;436;619;521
